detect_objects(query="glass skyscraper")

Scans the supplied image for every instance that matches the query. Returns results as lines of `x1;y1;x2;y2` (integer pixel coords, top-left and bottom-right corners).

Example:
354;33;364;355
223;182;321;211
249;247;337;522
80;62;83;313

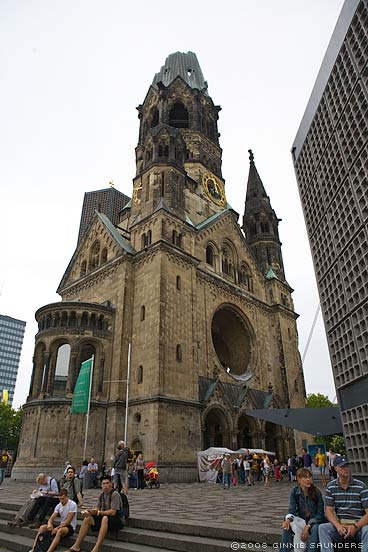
0;315;26;405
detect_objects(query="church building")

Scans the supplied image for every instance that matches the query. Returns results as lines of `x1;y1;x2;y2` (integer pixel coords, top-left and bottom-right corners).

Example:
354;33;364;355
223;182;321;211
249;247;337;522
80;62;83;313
15;52;306;481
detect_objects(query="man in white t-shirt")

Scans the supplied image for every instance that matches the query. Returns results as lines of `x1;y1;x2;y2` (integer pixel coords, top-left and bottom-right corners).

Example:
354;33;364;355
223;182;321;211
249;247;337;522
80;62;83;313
29;488;77;552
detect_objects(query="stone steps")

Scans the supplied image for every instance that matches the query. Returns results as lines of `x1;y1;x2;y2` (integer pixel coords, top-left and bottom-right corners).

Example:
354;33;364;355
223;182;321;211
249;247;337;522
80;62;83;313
0;501;279;552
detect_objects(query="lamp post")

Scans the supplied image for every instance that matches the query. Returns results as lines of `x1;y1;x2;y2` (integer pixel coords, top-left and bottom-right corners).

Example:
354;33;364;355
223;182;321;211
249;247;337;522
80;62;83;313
103;342;131;444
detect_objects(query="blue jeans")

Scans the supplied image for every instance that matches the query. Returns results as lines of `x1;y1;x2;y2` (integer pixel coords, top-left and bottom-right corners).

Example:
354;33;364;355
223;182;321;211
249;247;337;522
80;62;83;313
280;523;320;552
223;473;231;488
319;523;368;552
0;467;5;486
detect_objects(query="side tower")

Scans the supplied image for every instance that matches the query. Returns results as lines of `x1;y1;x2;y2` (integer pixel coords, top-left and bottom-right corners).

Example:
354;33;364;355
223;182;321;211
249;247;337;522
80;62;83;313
242;150;285;281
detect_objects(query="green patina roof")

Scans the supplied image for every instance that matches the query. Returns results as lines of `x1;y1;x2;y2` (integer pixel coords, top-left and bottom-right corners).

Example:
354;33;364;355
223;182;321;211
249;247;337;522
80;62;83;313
152;52;208;94
265;267;278;280
97;212;136;254
195;205;234;230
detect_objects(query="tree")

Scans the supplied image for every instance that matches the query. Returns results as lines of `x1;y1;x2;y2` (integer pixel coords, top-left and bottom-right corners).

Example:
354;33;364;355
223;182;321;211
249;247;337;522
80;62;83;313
305;393;345;454
306;393;334;408
0;402;23;451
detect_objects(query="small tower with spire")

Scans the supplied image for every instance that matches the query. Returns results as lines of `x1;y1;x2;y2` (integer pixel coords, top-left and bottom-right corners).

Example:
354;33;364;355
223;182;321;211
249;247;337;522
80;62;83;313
242;150;285;280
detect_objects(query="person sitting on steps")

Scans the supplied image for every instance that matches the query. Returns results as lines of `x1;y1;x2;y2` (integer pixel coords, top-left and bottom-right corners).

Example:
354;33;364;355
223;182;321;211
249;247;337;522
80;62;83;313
29;488;77;552
66;475;123;552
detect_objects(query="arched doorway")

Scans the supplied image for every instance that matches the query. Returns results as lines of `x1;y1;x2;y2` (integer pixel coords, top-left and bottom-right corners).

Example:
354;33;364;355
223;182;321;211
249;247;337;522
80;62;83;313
265;422;284;459
203;408;230;449
237;414;254;449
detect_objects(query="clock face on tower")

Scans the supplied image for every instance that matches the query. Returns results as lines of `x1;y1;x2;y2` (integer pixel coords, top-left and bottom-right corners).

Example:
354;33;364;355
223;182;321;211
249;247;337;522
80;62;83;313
202;173;226;206
133;180;142;205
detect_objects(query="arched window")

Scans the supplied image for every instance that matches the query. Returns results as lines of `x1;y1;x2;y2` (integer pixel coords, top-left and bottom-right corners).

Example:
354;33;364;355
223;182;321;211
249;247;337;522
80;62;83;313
261;221;270;233
238;263;253;292
80;260;87;277
172;230;182;247
138;365;143;384
169;103;189;128
101;248;108;264
54;343;71;395
150;108;159;128
60;312;68;327
176;344;182;362
176;275;181;290
145;148;153;165
221;246;233;277
140;305;145;321
249;223;257;236
69;312;77;328
158;144;169;157
142;231;152;248
74;344;95;391
80;312;88;328
206;245;214;266
90;241;100;270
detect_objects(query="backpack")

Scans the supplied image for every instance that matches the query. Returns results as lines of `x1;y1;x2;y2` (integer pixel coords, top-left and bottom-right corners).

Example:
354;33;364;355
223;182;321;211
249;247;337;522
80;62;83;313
34;530;53;552
116;491;129;521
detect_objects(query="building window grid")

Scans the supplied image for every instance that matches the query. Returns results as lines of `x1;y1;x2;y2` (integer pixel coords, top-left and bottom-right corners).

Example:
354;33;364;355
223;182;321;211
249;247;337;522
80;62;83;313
294;1;368;479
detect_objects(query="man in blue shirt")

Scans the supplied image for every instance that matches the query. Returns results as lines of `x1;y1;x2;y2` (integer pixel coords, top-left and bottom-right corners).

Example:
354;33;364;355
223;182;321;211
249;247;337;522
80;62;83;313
319;456;368;552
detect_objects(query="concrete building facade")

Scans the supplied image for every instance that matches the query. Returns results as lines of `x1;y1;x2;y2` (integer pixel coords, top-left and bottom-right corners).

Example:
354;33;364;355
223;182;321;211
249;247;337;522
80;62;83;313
292;1;368;477
15;52;306;481
0;314;26;406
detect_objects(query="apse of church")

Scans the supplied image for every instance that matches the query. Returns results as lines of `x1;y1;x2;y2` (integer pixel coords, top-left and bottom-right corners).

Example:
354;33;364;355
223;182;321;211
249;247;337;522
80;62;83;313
14;52;306;481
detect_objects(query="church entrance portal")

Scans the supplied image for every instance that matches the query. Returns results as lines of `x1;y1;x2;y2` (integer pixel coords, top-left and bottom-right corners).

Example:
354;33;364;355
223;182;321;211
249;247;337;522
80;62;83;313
203;408;230;449
237;414;254;449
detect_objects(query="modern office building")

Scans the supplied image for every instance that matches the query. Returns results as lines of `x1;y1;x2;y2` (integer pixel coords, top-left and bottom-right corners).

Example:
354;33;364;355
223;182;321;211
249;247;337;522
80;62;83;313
77;186;130;244
0;315;26;406
292;0;368;477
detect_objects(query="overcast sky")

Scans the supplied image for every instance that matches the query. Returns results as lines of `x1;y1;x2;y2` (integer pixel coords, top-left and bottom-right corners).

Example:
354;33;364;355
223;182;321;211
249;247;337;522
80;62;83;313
1;0;345;408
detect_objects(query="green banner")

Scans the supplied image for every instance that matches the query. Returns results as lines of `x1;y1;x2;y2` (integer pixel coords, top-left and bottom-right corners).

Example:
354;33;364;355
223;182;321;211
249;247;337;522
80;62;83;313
70;358;93;414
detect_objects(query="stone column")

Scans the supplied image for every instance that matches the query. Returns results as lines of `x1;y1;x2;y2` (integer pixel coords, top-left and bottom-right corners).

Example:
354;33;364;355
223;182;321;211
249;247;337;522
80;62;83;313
41;352;50;394
46;352;56;395
66;349;78;394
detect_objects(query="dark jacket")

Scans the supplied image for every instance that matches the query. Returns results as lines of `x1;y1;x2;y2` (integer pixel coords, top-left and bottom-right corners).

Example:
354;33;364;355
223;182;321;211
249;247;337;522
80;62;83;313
288;485;325;525
113;449;127;471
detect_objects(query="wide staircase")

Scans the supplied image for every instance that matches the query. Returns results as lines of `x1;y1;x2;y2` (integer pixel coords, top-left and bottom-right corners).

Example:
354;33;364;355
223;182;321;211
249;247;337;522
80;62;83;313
0;499;279;552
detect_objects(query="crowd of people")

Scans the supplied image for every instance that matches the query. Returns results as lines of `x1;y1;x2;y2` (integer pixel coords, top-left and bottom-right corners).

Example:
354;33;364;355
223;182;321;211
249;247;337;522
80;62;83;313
5;444;368;552
217;447;341;489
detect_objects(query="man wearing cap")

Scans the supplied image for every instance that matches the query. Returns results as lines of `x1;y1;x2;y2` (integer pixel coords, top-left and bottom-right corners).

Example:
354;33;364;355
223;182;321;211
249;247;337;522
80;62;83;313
319;455;368;552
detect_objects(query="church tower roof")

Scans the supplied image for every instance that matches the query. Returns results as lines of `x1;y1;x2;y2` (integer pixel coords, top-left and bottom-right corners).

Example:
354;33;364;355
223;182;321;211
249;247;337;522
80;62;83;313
244;149;271;214
152;51;208;94
242;150;285;281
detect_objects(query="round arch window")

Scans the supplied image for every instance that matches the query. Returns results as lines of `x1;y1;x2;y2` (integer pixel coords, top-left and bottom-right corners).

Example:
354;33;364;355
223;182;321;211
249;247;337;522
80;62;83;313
211;306;254;380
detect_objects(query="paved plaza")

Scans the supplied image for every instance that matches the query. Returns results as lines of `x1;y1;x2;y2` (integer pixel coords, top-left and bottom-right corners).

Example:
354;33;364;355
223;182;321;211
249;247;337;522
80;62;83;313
1;476;326;534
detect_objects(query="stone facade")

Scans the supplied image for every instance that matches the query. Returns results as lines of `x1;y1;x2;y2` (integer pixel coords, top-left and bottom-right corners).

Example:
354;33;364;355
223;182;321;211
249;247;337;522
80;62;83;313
14;52;306;481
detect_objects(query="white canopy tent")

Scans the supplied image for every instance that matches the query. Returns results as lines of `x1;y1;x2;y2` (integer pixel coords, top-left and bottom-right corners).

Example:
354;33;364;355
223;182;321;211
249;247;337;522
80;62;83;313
197;447;275;483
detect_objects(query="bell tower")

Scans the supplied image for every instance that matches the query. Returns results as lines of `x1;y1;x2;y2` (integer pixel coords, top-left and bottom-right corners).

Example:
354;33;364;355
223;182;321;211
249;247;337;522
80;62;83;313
129;51;226;231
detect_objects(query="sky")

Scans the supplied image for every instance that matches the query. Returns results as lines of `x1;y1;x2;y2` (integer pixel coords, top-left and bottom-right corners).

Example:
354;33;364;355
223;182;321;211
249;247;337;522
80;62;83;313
1;0;345;408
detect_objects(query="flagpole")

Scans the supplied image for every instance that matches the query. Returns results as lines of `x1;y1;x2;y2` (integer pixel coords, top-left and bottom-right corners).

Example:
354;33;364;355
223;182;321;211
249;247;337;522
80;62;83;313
124;344;131;444
83;355;94;460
